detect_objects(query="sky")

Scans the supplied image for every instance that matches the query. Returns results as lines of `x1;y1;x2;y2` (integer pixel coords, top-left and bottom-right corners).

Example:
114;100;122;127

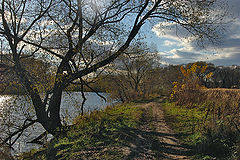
145;0;240;66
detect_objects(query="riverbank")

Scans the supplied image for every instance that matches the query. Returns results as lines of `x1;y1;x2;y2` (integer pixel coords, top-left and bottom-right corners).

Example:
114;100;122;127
18;101;191;160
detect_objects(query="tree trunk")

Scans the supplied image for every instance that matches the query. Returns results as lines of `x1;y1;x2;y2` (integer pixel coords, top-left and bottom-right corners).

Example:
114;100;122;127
14;63;62;135
47;89;63;135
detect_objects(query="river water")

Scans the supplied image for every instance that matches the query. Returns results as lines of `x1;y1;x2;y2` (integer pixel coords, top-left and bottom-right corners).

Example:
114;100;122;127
0;92;114;154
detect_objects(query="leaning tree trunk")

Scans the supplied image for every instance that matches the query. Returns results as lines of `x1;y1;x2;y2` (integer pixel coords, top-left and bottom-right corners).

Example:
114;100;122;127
14;59;63;135
47;89;63;135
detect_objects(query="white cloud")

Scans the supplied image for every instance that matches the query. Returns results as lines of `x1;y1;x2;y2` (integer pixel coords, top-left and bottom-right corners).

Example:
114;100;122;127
151;0;240;66
163;40;177;46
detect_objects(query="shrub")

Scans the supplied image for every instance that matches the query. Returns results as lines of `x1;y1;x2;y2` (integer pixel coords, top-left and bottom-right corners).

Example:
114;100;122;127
170;63;212;107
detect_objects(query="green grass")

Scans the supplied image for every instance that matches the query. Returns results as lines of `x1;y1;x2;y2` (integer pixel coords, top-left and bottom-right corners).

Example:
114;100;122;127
161;101;206;153
161;101;240;160
19;103;149;160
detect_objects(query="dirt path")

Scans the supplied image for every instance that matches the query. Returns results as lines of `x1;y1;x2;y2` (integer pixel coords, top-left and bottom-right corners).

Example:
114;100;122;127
124;102;191;160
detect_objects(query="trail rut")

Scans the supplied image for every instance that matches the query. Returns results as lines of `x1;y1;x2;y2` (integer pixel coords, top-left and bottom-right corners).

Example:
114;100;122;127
124;102;191;160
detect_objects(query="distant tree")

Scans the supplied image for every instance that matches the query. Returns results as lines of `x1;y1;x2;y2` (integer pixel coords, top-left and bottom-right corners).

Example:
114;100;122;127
0;0;230;145
206;65;240;88
184;62;240;89
184;62;214;86
0;56;53;94
107;42;159;101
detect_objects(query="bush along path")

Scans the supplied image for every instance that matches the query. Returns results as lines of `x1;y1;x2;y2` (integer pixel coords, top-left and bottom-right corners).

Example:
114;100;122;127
19;101;191;160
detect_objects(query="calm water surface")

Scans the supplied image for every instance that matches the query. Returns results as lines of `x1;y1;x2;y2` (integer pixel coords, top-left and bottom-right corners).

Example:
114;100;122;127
0;92;114;154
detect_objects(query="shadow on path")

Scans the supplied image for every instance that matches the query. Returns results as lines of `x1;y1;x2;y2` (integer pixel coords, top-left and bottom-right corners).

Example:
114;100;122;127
124;102;192;160
123;128;192;160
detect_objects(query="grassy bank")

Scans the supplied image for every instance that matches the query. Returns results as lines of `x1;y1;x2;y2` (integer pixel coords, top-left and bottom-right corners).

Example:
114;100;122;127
162;101;240;160
19;103;152;160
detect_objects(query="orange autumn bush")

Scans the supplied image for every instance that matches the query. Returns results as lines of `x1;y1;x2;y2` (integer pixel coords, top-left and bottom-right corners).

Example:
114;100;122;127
170;63;212;107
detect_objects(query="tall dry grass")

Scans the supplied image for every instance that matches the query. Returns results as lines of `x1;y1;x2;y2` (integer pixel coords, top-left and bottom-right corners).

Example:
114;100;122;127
174;87;240;133
172;87;240;158
201;89;240;133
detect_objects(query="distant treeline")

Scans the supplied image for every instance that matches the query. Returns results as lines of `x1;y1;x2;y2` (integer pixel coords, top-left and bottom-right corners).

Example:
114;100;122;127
182;62;240;89
204;65;240;88
1;60;240;95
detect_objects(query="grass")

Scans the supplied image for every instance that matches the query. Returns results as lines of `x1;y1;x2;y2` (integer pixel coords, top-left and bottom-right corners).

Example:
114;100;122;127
162;101;240;160
161;102;204;144
18;103;149;160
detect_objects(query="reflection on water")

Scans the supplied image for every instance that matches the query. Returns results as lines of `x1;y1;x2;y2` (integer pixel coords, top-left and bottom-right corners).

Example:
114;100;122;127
0;96;10;104
0;92;114;154
0;95;11;113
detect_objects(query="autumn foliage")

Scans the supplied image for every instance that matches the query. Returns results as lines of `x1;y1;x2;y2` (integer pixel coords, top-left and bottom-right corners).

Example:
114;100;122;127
171;63;212;106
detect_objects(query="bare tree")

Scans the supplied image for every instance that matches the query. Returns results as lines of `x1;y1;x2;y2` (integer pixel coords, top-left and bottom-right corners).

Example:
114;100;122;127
108;42;159;101
0;0;229;142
